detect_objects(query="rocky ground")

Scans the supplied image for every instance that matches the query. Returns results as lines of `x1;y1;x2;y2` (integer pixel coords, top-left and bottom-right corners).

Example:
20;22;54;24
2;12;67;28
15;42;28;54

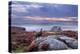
10;26;78;52
26;35;77;52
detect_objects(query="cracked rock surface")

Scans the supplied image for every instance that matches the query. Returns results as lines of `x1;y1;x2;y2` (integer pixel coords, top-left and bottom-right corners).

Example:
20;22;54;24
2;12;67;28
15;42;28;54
31;35;78;51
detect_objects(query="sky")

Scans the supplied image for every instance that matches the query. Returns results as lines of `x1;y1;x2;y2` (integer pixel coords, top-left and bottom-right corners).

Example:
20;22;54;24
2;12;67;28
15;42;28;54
9;1;78;25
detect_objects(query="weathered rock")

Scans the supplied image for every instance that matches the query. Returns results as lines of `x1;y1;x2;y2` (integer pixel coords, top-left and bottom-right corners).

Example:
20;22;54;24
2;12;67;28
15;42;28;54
57;36;78;49
39;38;68;50
50;26;62;32
39;43;49;51
34;36;69;50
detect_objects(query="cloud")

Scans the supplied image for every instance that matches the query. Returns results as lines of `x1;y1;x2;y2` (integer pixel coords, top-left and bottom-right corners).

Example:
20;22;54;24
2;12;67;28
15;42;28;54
10;1;78;26
12;4;28;13
23;16;77;22
26;4;43;9
11;1;78;19
11;2;43;13
11;2;44;18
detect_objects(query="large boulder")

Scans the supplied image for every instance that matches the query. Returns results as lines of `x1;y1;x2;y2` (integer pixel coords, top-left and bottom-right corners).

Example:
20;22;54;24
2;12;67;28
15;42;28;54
24;35;78;52
57;36;78;49
29;36;69;51
38;38;68;50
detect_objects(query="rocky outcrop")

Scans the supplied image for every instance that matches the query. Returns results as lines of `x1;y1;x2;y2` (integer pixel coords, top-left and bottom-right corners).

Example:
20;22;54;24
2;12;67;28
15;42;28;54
57;36;78;49
26;35;78;52
50;26;62;32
